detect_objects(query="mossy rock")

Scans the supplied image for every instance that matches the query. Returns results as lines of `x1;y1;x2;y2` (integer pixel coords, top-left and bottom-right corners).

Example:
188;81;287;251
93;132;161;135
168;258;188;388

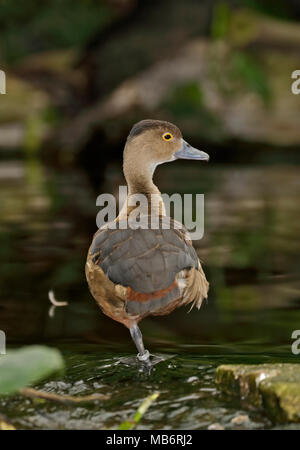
215;364;300;423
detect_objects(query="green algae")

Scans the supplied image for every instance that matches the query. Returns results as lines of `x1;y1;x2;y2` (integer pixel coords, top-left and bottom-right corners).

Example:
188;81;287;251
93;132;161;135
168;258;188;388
216;364;300;423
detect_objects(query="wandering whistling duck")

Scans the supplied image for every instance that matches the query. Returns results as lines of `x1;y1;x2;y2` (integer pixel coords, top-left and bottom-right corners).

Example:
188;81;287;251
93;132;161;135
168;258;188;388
86;120;209;365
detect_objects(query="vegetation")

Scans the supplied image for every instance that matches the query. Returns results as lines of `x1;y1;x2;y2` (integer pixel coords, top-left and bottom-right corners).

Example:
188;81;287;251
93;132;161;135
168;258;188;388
0;346;64;395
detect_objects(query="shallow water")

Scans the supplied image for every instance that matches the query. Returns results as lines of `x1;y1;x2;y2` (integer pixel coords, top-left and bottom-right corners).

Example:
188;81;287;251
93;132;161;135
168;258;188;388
1;344;299;430
1;155;300;429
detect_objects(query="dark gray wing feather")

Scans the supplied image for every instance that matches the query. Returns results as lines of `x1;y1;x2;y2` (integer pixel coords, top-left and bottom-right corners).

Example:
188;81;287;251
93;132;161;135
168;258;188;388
90;218;198;293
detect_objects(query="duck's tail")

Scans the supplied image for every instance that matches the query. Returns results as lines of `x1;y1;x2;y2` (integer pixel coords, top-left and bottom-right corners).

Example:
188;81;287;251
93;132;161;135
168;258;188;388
183;266;209;312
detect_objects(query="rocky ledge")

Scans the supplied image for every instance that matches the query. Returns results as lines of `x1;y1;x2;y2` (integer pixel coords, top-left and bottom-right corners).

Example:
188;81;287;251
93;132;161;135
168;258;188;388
215;364;300;423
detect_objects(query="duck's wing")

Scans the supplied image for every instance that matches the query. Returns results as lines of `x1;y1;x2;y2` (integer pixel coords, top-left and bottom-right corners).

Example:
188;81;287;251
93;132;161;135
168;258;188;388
87;218;209;318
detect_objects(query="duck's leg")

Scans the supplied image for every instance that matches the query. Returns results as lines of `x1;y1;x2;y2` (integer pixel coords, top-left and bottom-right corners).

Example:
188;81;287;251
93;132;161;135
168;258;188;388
129;323;150;364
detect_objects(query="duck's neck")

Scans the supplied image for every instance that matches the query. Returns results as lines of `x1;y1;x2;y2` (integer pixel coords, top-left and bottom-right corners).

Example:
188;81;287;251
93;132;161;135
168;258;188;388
126;160;159;196
119;158;166;219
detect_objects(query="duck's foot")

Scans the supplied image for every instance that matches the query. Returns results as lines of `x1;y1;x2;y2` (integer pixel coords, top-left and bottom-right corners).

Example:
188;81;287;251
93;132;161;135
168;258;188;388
127;323;170;371
130;323;152;366
118;352;172;370
137;351;166;371
137;348;151;363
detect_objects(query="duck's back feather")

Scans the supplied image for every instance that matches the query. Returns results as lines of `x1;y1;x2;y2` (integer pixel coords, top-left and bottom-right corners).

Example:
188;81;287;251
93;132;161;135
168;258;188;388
90;217;197;292
86;216;209;324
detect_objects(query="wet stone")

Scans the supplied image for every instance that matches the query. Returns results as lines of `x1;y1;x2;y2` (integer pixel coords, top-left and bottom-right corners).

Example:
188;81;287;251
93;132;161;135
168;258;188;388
208;423;225;430
215;364;300;423
231;414;249;425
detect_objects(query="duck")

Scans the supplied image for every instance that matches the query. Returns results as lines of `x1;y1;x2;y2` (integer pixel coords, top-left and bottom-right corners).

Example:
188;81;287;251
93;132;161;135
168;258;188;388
86;119;209;365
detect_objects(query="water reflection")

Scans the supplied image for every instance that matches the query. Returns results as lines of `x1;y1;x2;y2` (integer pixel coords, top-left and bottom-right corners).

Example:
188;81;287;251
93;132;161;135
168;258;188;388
1;156;300;428
0;346;295;430
0;158;300;346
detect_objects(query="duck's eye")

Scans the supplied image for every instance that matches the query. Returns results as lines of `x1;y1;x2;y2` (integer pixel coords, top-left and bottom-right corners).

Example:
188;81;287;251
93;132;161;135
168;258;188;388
163;132;173;141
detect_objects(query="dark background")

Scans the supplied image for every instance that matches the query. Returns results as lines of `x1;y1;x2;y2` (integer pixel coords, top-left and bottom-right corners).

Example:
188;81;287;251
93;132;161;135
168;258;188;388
0;0;300;352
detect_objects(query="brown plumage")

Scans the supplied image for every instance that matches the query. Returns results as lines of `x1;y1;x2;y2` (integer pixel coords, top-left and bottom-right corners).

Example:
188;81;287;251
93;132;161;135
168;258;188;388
86;119;209;363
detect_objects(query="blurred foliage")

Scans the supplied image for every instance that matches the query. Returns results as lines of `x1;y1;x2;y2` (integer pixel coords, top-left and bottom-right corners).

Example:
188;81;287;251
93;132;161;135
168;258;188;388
0;0;299;152
49;258;84;287
230;52;271;103
24;114;46;154
0;0;296;65
0;0;112;63
212;1;296;43
164;82;223;141
212;2;231;40
0;417;15;430
0;75;48;122
0;0;300;349
212;3;271;104
213;0;293;35
119;392;160;430
166;82;204;117
85;0;212;97
0;346;64;395
236;0;292;20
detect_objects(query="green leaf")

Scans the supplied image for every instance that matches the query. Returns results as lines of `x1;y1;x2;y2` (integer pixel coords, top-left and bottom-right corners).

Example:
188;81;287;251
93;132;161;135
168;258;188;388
211;2;231;39
231;52;271;103
0;345;64;395
119;420;134;430
119;392;159;430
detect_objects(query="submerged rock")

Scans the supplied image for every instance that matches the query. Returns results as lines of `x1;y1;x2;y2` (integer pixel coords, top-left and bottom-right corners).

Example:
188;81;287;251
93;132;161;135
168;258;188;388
215;364;300;423
231;414;249;425
208;423;225;430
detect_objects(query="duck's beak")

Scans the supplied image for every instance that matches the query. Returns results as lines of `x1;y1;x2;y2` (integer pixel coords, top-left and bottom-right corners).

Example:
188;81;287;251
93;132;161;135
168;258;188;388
174;140;209;161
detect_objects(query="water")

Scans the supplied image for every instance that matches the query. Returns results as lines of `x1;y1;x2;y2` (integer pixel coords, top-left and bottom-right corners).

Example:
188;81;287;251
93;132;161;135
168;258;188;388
0;155;300;429
1;345;297;430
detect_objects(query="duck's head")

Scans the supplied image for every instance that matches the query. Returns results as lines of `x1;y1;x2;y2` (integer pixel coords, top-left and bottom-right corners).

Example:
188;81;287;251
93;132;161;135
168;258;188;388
124;119;209;172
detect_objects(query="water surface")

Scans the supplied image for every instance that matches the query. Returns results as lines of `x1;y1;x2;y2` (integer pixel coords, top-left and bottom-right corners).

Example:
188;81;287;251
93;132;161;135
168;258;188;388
1;156;300;429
